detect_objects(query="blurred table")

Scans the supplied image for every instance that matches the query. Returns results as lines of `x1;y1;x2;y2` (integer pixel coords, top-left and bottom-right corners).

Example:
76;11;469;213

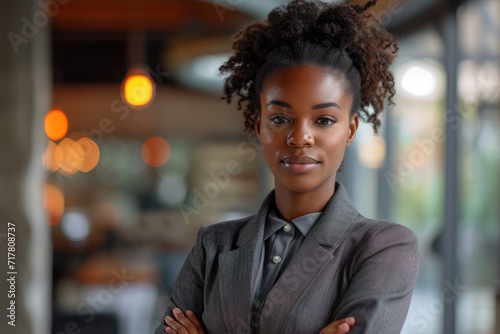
75;253;159;334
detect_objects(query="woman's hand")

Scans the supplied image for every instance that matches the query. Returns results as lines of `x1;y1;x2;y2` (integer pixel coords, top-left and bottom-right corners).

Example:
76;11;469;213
319;317;356;334
164;308;205;334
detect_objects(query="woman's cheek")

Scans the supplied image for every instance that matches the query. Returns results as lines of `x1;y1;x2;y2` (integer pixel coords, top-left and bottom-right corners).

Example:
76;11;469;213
259;127;278;145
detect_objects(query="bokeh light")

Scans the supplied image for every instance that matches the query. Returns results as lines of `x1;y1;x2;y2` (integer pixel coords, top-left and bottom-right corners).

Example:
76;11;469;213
61;210;90;242
401;65;437;97
43;141;59;172
43;134;100;175
357;126;387;169
157;173;188;206
55;138;84;175
123;74;154;107
358;136;386;169
76;137;100;172
44;109;68;140
44;183;64;226
142;136;170;167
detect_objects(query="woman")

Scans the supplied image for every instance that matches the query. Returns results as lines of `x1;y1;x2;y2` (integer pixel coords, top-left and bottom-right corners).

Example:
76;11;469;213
155;0;419;333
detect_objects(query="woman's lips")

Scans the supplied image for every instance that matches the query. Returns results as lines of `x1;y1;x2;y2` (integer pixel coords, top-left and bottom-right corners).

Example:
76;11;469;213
281;156;320;173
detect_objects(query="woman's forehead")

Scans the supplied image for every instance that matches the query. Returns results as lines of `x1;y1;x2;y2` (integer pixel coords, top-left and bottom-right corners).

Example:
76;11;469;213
261;65;351;99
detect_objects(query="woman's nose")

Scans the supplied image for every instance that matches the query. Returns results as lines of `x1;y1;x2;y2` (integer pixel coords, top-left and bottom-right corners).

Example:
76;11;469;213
286;120;314;147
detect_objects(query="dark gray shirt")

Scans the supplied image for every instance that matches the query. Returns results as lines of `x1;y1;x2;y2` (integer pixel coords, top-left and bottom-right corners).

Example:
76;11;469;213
251;206;322;331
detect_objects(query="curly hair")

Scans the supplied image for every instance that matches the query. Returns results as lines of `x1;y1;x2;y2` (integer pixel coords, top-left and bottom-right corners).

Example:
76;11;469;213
219;0;398;134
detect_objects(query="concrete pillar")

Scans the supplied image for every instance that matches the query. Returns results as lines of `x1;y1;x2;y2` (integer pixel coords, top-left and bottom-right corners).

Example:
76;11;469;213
0;0;52;332
442;1;460;333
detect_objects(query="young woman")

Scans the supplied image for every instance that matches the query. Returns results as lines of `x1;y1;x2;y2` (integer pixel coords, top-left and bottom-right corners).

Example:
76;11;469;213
155;1;419;333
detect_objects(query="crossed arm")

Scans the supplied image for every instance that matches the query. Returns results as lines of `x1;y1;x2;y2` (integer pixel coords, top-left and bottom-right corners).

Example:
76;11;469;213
155;223;419;334
163;308;356;334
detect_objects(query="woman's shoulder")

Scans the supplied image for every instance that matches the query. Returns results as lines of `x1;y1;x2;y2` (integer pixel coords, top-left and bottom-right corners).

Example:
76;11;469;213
196;214;257;246
339;215;420;278
350;214;419;247
202;215;252;231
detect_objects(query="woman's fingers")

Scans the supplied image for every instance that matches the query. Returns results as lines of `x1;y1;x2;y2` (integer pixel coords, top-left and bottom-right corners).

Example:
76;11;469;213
165;315;181;333
164;308;201;334
173;308;197;330
319;317;356;334
186;310;205;334
164;320;178;334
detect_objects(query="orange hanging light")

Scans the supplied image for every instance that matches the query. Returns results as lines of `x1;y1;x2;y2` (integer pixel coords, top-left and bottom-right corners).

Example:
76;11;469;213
44;109;68;141
122;71;155;108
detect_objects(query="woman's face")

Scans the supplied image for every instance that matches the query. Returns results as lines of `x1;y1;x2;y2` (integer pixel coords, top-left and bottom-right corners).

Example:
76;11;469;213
256;64;358;195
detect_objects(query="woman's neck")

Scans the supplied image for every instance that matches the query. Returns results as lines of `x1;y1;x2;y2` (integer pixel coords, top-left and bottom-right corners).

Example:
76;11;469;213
273;181;336;222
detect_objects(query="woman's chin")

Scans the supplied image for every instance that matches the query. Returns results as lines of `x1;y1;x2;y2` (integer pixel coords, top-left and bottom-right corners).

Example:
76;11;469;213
274;181;324;194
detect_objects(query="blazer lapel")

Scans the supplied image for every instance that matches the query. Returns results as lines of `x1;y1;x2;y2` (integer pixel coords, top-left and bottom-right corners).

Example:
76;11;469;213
218;191;274;333
259;237;334;333
259;183;359;332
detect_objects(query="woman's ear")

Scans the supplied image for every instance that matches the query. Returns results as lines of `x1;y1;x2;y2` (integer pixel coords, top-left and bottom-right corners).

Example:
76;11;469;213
346;113;359;148
254;112;262;141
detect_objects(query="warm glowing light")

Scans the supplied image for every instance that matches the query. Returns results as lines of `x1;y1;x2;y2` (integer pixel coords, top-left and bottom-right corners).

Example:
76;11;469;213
77;137;100;172
55;138;84;175
123;74;154;107
44;183;64;226
142;136;170;167
401;66;437;97
358;135;386;169
43;141;59;172
44;109;68;140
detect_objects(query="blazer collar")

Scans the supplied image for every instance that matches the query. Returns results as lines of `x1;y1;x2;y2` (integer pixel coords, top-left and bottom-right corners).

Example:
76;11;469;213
238;182;359;249
307;181;360;249
235;189;275;247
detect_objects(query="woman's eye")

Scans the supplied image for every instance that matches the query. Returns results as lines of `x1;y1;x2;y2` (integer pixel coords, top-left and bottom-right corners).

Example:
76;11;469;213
316;117;337;125
269;115;289;124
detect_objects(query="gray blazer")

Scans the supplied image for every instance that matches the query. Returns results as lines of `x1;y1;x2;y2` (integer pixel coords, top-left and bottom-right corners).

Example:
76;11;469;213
155;183;419;334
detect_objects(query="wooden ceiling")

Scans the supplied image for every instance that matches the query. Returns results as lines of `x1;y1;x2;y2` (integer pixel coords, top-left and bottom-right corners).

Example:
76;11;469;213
51;0;248;32
51;0;414;32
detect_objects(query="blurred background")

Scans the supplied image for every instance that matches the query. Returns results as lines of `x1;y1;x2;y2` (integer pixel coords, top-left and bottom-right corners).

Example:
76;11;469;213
0;0;499;333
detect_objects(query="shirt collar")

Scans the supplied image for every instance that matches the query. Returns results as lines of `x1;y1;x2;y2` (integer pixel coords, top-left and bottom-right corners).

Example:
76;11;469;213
264;206;322;240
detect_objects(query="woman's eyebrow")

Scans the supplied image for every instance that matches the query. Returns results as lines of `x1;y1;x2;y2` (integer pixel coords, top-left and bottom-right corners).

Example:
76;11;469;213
312;102;341;110
267;100;291;108
267;100;341;110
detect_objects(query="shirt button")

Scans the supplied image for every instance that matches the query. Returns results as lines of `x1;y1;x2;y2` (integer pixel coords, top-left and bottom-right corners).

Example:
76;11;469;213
283;223;292;232
272;255;282;264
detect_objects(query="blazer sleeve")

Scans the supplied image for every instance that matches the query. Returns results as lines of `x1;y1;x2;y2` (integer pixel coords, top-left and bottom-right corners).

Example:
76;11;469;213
154;226;207;334
330;223;420;334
